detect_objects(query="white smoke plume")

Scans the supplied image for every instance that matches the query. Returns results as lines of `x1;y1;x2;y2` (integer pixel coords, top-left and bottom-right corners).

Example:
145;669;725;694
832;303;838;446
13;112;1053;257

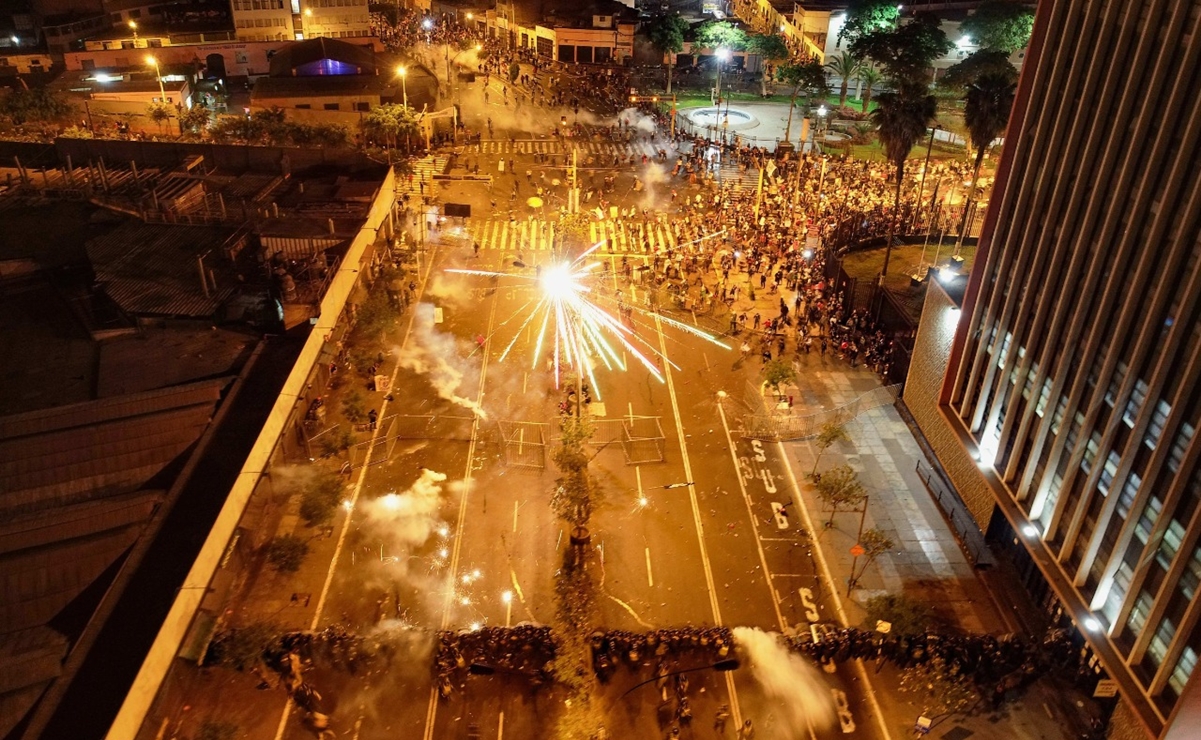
396;303;488;419
359;468;450;550
733;627;837;736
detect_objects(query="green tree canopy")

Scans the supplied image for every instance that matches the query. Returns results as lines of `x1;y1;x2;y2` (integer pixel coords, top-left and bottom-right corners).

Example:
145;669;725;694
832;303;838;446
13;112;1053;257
837;0;901;46
747;34;791;95
850;12;953;87
694;20;748;51
777;58;829;141
938;49;1017;93
0;88;72;125
871;84;937;278
959;0;1035;54
825;53;862;108
646;13;690;93
359;103;419;148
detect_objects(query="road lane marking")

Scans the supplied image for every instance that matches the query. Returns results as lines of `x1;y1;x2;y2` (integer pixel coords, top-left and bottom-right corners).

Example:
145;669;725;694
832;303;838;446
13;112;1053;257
274;231;438;740
654;314;742;729
645;547;654;587
715;401;787;632
497;711;504;740
605;593;652;628
422;272;500;740
777;443;894;740
770;501;790;529
512;500;519;532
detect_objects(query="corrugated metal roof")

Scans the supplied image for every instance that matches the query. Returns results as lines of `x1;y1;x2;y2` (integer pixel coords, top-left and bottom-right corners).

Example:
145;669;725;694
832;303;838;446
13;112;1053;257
86;221;237;318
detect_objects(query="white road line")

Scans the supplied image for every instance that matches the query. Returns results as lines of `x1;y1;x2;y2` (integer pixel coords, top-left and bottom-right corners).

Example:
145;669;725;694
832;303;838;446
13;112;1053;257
421;281;500;740
715;400;787;633
653;314;742;728
513;500;519;533
645;547;654;587
777;444;894;740
497;711;504;740
272;236;437;740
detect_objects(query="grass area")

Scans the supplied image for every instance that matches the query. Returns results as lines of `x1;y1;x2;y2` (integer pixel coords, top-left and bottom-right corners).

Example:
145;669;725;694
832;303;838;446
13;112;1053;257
821;138;966;163
669;90;878;112
842;241;977;295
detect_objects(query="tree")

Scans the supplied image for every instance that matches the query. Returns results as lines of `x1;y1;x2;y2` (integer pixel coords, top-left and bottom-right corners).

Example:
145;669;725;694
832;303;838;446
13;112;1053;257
764;358;797;395
957;72;1015;251
937;49;1017;94
776;58;828;143
264;534;309;573
299;470;345;527
848;527;894;591
146;102;172;134
814;464;867;527
850;12;953;87
646;14;689;94
864;593;932;636
837;0;900;47
811;421;850;475
858;64;883;111
550;415;594;528
959;0;1035;54
208;621;280;670
694;20;748;52
179;103;211;136
360;103;418;149
825;53;862;108
0;88;72;125
870;85;937;280
746;34;791;96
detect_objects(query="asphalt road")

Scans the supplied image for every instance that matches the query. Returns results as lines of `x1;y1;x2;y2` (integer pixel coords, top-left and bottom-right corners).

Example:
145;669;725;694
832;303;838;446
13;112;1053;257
261;138;893;740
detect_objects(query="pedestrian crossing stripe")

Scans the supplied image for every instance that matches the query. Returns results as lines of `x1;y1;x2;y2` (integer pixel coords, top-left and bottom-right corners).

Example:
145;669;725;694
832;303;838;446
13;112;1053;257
464;218;683;254
397;155;448;193
468;140;672;158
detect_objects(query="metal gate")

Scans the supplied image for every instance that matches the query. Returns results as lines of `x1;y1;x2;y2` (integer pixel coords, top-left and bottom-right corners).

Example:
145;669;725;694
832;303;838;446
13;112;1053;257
498;420;550;469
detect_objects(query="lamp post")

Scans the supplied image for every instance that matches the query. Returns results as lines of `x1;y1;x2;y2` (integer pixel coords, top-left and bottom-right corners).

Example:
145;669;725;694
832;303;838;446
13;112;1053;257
914;125;939;231
714;47;730;105
146;55;166;103
446;44;482;99
396;65;408;109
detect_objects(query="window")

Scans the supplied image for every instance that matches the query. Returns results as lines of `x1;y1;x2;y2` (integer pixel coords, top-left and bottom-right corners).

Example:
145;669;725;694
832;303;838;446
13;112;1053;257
355;101;369;111
81;58;95;70
1134;496;1163;545
1169;646;1196;695
1127;590;1155;634
1148;617;1176;666
1158;519;1185;570
323;102;339;110
295;103;311;108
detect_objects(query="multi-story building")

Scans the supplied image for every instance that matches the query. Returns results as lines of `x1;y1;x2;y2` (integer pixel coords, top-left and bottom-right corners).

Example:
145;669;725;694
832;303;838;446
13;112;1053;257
229;0;371;43
905;1;1201;738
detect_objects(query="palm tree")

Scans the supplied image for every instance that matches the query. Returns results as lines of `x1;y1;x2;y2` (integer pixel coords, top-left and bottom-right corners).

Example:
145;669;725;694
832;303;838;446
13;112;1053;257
825;53;861;108
870;84;937;282
858;64;883;112
957;72;1016;253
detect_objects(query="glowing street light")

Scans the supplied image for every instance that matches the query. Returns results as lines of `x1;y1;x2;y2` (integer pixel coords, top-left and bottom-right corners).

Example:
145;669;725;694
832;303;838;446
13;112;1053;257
714;47;731;103
396;65;408;109
145;55;166;104
128;20;138;43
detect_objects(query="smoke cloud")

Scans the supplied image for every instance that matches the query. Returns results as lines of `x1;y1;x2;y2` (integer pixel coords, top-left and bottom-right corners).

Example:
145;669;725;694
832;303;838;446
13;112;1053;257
396;303;488;419
733;627;837;736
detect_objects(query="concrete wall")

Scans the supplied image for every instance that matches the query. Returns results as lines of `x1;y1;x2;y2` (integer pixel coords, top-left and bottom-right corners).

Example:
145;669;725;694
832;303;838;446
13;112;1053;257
903;281;995;530
52;137;373;172
104;165;396;740
1110;697;1156;740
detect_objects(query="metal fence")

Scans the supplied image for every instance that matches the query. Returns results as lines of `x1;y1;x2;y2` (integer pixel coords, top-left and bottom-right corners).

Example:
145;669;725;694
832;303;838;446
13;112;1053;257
498;420;550;470
553;415;668;465
741;384;901;441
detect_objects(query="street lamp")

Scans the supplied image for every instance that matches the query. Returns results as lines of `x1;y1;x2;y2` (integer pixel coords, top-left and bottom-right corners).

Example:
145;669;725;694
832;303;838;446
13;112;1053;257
128;20;138;44
146;55;166;104
395;65;408;109
714;47;731;104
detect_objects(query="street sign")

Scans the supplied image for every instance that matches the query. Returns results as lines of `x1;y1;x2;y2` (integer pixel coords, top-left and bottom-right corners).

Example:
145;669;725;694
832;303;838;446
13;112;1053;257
1093;679;1119;698
850;544;866;557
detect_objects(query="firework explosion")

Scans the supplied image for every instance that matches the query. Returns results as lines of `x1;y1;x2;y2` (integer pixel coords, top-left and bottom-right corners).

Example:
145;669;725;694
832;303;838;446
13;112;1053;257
445;241;729;397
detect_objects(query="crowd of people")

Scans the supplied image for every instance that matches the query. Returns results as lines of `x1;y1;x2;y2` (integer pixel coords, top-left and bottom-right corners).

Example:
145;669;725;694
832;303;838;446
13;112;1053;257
435;624;557;697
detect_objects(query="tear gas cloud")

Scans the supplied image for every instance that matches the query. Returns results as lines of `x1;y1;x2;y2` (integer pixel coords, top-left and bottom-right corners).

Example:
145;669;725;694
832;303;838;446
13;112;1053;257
733;627;837;737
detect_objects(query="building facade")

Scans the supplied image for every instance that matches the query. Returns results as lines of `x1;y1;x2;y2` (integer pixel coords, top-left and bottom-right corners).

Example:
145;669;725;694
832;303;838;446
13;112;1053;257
229;0;370;43
906;0;1201;738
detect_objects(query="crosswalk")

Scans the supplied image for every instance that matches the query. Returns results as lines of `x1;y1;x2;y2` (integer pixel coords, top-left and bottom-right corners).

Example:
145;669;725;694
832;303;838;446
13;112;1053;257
397;155;448;193
467;139;675;159
463;217;682;254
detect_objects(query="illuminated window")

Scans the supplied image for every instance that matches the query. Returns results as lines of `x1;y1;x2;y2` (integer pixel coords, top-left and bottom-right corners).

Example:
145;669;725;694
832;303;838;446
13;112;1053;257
1148;618;1176;667
1127;591;1154;634
1169;646;1196;695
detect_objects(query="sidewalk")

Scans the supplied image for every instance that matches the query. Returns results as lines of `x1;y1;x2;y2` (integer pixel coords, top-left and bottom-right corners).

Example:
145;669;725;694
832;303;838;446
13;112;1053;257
771;359;1097;739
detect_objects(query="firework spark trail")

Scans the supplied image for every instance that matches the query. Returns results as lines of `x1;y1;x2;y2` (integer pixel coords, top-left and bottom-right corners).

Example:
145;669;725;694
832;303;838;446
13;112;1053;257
443;246;728;390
